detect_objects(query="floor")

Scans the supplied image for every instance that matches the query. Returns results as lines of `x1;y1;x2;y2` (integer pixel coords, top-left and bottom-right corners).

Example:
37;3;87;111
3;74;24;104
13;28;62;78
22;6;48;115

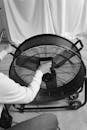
0;39;87;130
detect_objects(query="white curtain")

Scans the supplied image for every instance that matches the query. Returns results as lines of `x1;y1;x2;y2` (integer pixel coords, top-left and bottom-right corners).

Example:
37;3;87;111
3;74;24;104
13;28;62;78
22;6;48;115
3;0;87;44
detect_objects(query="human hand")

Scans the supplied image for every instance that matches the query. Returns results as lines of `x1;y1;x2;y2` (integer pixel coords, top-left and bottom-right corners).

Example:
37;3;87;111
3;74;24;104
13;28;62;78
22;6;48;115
38;61;52;74
5;44;13;54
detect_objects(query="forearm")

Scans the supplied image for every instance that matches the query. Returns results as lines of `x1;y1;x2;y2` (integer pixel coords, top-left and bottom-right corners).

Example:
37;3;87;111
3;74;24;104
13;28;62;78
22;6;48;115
0;70;43;104
28;70;43;101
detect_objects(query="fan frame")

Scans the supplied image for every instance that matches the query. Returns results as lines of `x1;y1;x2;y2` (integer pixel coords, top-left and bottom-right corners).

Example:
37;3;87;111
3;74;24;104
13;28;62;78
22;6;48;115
9;34;87;110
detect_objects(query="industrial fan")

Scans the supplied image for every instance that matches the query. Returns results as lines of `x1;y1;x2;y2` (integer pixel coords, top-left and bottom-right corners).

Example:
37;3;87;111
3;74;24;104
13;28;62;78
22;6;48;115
9;34;87;111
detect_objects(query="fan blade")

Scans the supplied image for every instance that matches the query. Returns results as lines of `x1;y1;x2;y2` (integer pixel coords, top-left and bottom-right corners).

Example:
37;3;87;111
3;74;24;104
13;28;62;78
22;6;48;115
16;55;39;71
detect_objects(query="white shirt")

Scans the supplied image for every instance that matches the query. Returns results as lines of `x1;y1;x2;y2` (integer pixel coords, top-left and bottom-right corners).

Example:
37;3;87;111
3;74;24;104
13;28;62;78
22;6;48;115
0;50;43;117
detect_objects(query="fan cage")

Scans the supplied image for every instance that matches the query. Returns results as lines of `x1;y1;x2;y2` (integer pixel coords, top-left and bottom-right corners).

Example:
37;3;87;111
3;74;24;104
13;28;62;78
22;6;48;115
9;34;86;103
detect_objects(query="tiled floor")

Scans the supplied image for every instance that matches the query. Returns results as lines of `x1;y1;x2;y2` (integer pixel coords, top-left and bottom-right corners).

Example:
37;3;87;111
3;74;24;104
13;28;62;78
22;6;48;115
0;40;87;130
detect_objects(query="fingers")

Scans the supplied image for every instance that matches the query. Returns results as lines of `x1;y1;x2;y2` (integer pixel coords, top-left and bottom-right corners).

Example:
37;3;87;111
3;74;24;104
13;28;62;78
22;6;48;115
43;61;52;66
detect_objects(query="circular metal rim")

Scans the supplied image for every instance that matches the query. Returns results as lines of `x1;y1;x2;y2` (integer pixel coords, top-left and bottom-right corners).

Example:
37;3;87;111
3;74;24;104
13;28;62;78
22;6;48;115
9;34;86;101
13;34;81;58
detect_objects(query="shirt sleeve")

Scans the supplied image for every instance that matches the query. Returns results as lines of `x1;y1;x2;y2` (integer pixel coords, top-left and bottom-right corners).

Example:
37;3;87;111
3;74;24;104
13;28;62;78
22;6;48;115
0;70;43;104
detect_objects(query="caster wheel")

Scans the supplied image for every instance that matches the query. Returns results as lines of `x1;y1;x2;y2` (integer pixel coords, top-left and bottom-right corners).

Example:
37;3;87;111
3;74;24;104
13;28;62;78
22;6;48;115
69;93;79;100
69;100;81;110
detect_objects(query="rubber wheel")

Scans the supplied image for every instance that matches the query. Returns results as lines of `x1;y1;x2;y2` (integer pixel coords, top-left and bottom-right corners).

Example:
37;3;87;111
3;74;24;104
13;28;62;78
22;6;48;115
69;100;81;110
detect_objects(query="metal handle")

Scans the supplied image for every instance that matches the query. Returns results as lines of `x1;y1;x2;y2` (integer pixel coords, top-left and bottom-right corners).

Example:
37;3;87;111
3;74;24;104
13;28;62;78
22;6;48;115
8;41;21;57
74;39;83;51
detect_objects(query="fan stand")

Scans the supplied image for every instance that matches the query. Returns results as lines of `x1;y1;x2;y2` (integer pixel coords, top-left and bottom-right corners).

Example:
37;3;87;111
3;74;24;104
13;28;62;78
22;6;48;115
11;77;87;112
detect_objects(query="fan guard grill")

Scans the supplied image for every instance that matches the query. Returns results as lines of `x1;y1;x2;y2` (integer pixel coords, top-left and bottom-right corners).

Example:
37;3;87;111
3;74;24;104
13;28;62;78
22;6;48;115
9;34;86;104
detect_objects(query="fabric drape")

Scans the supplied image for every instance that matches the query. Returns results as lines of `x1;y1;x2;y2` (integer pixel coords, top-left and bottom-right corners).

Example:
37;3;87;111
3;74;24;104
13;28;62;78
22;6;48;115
3;0;87;44
2;1;87;130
